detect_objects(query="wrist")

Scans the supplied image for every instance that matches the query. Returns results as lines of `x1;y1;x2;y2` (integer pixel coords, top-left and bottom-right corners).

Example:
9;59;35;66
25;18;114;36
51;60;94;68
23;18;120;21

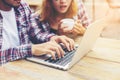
31;45;35;54
50;35;58;41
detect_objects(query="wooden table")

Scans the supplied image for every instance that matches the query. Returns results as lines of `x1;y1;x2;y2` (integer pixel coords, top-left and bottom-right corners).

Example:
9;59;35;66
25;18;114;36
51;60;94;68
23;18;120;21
0;38;120;80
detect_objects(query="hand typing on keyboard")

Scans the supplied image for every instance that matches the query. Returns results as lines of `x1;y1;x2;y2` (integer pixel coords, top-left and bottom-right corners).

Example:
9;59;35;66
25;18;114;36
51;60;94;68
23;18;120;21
32;35;75;61
45;45;78;61
45;48;77;65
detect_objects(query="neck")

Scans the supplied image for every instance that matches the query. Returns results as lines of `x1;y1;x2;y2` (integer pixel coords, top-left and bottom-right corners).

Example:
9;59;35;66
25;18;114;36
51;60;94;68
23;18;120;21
57;14;65;21
0;0;12;11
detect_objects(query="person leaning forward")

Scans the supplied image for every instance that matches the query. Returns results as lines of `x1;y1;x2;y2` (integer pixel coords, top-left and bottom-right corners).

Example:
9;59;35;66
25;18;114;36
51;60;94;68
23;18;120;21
0;0;74;65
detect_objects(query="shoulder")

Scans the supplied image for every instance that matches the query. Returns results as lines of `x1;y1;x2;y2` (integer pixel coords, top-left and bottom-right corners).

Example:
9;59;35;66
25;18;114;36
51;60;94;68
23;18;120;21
15;1;32;15
77;0;86;17
17;1;31;11
77;0;84;9
20;0;29;7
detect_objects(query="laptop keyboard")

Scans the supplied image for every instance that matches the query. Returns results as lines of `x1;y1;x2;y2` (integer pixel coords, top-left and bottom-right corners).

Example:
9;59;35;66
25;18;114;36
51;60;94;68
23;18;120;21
45;47;77;66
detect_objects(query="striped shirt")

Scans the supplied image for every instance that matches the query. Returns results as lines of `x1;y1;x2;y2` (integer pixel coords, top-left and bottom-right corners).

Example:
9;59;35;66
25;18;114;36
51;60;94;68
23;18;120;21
0;1;55;64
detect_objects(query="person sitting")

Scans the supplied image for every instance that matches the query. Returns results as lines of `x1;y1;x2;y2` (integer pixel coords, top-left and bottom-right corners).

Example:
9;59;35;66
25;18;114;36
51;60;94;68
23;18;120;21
0;0;74;64
36;0;90;41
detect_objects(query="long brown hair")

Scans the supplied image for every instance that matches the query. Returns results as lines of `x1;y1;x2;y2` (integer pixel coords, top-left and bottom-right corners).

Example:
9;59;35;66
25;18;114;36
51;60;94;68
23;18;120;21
40;0;78;24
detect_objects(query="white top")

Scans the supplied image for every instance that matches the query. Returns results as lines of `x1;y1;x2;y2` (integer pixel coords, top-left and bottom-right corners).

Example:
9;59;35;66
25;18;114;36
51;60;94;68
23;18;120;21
0;8;20;50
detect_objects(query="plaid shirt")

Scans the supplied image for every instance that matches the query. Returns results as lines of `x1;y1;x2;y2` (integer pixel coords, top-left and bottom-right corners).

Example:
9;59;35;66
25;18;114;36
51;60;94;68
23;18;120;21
0;1;55;64
39;1;90;34
77;0;91;27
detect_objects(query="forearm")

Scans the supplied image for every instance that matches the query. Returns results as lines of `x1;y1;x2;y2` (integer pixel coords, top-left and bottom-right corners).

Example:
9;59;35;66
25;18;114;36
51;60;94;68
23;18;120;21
28;11;56;43
0;44;32;64
29;30;55;43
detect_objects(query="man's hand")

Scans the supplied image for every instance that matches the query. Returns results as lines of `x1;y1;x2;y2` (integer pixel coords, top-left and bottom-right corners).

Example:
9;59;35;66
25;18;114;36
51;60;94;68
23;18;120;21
32;41;64;60
50;35;75;51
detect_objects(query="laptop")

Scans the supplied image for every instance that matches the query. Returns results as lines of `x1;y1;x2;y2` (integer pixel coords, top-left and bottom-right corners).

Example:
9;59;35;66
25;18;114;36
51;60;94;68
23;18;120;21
26;19;106;70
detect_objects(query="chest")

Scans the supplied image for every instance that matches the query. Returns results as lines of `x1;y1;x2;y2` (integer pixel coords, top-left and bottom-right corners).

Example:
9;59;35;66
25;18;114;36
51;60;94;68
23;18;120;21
50;21;60;30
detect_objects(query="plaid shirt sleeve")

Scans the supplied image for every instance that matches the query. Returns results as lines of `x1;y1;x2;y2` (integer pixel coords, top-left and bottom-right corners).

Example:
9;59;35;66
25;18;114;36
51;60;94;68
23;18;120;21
0;44;32;64
77;0;91;27
0;2;33;65
27;7;55;43
0;2;55;64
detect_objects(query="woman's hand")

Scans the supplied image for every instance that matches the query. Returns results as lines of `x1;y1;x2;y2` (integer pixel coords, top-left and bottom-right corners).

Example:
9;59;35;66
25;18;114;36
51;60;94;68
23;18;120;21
58;20;86;35
72;20;86;35
57;19;74;35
